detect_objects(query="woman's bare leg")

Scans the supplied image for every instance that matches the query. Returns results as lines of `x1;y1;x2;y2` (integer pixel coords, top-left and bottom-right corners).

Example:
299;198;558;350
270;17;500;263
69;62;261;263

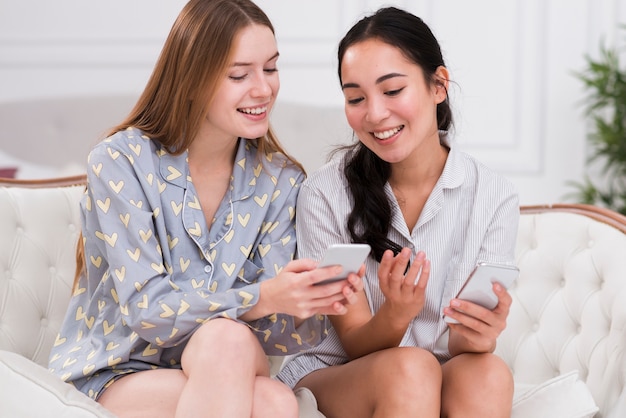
252;376;299;418
98;368;187;418
178;318;296;418
99;318;297;418
295;346;441;418
441;353;513;418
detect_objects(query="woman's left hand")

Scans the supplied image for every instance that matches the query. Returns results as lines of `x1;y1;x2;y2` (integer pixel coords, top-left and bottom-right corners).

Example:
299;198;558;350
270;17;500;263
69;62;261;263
444;282;512;356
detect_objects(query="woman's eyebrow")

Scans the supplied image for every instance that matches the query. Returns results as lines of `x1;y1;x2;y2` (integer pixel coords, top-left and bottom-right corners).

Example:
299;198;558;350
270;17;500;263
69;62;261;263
376;72;406;83
342;72;406;90
232;51;280;68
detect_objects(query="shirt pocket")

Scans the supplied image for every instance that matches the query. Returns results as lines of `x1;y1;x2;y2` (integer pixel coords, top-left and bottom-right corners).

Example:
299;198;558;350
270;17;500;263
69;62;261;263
234;258;264;288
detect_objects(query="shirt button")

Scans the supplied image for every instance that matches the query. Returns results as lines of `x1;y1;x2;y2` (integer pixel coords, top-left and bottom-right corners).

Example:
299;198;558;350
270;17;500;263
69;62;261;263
204;265;212;273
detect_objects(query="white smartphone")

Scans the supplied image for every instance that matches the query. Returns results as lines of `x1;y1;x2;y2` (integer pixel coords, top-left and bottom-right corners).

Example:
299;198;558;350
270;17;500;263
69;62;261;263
444;262;519;324
315;243;371;285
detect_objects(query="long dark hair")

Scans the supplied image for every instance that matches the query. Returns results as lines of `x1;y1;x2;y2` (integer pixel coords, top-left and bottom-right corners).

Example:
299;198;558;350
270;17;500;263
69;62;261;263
338;7;453;261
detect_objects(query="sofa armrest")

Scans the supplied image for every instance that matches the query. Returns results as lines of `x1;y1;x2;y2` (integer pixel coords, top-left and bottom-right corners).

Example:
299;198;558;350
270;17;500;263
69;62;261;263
0;350;116;417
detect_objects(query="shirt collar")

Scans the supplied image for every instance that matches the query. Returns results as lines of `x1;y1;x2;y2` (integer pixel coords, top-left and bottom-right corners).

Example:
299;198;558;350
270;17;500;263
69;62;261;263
158;145;190;188
437;131;465;191
158;138;257;201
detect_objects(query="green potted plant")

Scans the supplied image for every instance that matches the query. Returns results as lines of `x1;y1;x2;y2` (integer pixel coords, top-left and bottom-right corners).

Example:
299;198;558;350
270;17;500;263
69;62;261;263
567;34;626;215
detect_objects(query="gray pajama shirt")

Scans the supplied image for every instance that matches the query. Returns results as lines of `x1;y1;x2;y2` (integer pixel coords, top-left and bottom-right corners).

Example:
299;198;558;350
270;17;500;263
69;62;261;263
49;128;326;398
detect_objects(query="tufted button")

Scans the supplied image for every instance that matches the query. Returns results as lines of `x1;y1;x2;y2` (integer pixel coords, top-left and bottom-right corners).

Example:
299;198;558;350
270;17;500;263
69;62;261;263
588;239;595;248
68;223;76;232
532;323;540;332
577;325;582;333
41;317;48;327
560;278;566;287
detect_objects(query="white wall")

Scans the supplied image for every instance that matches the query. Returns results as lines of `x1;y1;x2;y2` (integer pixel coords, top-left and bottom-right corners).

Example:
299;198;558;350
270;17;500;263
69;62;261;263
1;0;625;205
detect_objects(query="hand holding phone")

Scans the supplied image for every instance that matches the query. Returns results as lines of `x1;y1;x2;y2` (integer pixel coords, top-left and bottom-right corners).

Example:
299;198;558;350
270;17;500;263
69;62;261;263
444;262;519;324
315;243;371;285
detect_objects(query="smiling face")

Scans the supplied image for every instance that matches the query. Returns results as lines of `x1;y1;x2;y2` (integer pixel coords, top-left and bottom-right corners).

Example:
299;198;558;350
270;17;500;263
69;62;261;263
202;23;279;143
340;38;448;165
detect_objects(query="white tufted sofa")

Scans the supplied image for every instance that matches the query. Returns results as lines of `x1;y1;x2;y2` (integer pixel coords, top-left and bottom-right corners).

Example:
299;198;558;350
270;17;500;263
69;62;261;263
1;174;625;417
0;96;625;418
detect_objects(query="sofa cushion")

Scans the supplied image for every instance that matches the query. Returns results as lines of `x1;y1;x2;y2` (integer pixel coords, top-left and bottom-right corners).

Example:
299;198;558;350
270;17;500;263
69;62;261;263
512;371;598;418
0;350;115;417
295;387;326;418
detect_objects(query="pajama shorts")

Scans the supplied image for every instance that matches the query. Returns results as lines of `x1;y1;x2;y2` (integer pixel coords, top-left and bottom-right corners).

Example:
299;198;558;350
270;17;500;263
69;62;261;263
71;361;181;400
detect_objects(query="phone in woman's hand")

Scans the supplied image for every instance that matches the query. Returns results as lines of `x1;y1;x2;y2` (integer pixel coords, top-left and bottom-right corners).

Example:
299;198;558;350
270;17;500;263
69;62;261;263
315;243;371;285
444;262;519;324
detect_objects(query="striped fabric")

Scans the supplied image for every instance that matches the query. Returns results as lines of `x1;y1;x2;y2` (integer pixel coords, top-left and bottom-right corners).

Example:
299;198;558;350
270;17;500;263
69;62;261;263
278;137;519;388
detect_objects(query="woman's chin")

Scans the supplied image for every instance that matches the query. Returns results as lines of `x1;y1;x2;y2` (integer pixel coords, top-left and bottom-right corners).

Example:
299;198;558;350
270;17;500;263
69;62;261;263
240;125;269;139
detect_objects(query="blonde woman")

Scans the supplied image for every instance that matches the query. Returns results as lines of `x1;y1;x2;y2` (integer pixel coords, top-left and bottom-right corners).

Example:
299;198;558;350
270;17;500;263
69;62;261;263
48;1;362;416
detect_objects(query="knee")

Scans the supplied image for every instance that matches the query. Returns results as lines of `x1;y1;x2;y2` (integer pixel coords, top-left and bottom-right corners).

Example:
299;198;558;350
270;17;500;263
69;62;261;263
389;347;441;382
374;347;442;391
445;353;513;393
183;319;258;366
442;353;513;416
192;319;256;349
476;353;513;391
363;347;442;412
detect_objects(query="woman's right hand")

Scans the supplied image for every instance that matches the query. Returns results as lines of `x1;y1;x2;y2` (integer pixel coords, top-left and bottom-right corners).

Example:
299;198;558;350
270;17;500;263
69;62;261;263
377;248;430;326
253;258;365;320
326;249;431;359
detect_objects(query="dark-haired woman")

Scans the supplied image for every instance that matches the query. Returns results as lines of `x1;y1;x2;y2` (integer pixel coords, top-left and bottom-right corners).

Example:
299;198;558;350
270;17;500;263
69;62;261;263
278;7;519;417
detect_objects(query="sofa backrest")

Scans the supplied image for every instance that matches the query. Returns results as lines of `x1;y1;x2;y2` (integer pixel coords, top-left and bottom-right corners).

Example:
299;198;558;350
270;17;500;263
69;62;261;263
0;96;351;178
498;204;626;417
0;176;86;366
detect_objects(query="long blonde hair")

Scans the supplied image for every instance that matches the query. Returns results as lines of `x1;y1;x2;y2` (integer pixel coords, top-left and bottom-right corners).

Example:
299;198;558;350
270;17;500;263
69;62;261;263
73;0;302;291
